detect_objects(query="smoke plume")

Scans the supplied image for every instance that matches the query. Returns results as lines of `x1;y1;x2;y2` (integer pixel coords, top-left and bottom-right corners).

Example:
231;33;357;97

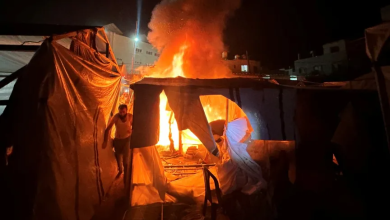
144;0;241;78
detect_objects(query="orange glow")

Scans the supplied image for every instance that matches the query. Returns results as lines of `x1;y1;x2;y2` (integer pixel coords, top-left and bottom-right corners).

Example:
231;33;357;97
157;92;242;153
169;44;188;77
157;91;180;148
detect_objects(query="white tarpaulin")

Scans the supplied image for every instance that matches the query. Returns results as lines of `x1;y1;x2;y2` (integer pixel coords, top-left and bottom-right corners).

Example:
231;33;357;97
217;117;267;195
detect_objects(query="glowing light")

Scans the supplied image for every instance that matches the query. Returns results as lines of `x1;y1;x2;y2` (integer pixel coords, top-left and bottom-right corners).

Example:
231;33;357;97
157;93;240;153
134;37;139;42
170;44;188;77
158;43;189;78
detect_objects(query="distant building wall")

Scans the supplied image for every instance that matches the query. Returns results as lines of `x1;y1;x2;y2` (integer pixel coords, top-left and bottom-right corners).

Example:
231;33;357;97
381;5;390;21
293;38;370;79
294;51;348;76
105;31;159;74
224;59;261;73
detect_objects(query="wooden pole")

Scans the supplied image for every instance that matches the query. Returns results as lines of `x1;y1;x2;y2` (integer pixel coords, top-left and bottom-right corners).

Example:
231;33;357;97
168;112;175;153
126;148;134;207
222;98;229;156
179;130;183;155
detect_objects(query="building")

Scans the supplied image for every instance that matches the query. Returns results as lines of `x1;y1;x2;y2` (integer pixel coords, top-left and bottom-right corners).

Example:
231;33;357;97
293;38;371;80
104;23;159;75
222;53;261;74
381;5;390;21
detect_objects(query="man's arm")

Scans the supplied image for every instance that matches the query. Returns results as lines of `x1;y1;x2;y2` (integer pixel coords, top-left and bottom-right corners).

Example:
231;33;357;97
129;113;133;125
103;115;117;148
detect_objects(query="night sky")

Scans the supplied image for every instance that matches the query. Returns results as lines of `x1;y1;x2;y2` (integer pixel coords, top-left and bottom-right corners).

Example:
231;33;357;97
0;0;388;69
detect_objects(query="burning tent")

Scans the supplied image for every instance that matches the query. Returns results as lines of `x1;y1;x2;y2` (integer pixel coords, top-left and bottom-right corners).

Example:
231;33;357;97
128;77;294;208
0;27;122;220
127;74;390;218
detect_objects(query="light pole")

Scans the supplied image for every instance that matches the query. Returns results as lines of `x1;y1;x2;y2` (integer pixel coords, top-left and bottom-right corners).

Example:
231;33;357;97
131;21;139;75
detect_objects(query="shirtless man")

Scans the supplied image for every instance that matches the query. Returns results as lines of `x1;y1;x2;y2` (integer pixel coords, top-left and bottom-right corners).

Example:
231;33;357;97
103;104;133;176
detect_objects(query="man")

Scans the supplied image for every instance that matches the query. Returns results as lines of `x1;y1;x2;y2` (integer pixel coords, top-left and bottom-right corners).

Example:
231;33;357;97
103;104;133;179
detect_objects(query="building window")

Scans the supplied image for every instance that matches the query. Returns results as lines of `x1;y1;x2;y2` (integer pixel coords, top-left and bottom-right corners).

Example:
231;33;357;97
146;51;153;55
332;63;342;72
136;48;142;53
233;65;236;69
155;53;160;57
241;65;248;72
330;46;339;53
313;65;322;71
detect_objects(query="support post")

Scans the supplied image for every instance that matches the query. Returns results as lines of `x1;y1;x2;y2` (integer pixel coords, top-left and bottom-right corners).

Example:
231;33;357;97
168;111;175;153
179;130;183;155
126;148;134;207
105;43;109;58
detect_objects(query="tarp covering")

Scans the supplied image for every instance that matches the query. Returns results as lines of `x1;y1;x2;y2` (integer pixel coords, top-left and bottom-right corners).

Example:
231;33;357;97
217;117;267;195
131;146;169;206
130;78;293;154
165;86;217;154
1;29;121;220
365;22;390;61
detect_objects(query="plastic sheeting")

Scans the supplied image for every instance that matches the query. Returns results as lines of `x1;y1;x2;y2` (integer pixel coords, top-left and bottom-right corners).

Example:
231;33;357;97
1;30;121;220
217;118;267;195
130;144;219;205
130;118;264;206
365;22;390;61
165;86;217;154
130;78;296;152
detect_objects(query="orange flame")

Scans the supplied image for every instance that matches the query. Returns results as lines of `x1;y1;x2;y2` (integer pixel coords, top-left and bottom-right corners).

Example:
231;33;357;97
157;92;245;153
160;44;188;77
154;44;246;153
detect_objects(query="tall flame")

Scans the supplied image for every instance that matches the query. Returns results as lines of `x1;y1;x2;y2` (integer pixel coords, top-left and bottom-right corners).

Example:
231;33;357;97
157;91;246;153
170;44;188;77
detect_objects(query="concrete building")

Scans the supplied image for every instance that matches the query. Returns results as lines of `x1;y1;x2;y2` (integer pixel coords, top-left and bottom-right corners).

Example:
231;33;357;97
381;5;390;21
293;38;371;79
222;53;261;74
104;23;159;75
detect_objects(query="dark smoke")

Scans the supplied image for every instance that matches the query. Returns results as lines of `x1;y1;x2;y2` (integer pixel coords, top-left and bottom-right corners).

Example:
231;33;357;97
145;0;241;78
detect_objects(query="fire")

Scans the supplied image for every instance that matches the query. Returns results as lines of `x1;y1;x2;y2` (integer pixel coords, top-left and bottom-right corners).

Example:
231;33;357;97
157;91;244;153
154;44;246;153
157;91;201;153
169;44;188;77
157;91;180;148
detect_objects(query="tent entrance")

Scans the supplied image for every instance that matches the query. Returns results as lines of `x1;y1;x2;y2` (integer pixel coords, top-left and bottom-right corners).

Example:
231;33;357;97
155;91;249;179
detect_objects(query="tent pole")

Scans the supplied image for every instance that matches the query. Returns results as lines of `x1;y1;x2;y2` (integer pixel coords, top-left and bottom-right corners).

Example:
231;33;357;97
225;98;229;124
126;147;134;207
223;98;229;154
179;131;183;155
373;63;390;152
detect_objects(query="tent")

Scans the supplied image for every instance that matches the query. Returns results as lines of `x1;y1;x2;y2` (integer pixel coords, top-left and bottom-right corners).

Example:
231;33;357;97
129;76;390;218
0;26;122;220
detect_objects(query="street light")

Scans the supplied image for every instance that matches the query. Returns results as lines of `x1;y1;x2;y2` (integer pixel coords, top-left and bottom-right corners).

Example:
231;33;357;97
131;21;139;75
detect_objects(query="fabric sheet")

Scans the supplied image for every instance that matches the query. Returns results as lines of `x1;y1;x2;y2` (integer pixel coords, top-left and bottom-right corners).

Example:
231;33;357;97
131;85;162;148
165;86;217;154
217;117;267;195
131;146;169;206
1;33;121;220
